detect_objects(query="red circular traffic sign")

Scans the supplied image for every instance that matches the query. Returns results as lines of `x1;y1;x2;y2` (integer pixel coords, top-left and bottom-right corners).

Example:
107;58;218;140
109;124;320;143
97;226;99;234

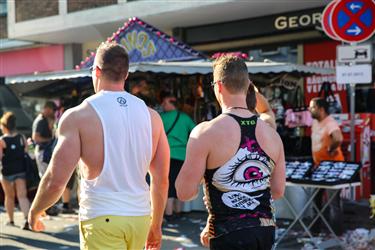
322;0;340;41
331;0;375;43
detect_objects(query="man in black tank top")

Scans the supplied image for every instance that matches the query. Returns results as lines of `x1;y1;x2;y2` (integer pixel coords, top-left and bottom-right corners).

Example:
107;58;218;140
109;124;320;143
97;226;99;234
176;55;285;250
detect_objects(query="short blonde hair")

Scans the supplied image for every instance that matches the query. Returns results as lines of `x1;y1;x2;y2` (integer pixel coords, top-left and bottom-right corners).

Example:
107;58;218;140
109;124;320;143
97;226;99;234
0;112;16;131
213;55;249;94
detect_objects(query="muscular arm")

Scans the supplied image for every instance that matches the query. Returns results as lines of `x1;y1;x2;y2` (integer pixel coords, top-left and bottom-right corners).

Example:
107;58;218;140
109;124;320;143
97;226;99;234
255;91;276;129
29;110;80;223
270;134;285;200
176;124;209;201
328;129;343;153
146;109;170;250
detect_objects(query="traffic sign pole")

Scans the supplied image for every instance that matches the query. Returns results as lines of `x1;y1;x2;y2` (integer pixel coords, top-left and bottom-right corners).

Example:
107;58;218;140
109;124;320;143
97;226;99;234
349;41;356;163
324;0;374;200
349;82;355;162
329;0;375;161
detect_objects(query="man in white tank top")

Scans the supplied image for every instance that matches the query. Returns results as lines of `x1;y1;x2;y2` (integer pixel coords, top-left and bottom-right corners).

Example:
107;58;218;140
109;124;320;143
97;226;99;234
28;42;170;250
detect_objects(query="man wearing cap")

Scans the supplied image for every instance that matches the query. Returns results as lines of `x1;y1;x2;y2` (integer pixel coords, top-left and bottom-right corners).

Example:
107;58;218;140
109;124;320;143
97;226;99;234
32;101;57;177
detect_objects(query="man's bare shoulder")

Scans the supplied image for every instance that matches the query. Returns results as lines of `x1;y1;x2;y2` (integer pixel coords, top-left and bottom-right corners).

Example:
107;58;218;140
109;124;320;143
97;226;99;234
58;102;92;128
148;107;160;119
190;115;228;138
147;108;163;126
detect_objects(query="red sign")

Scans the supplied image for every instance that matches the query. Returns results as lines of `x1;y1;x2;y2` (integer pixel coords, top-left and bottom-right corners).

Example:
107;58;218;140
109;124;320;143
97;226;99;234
304;41;348;113
0;45;64;77
331;0;375;43
322;0;340;41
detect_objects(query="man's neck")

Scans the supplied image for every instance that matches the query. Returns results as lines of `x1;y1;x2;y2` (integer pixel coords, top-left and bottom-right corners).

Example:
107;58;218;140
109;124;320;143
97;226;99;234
97;81;124;92
220;94;248;112
317;113;328;122
41;111;49;119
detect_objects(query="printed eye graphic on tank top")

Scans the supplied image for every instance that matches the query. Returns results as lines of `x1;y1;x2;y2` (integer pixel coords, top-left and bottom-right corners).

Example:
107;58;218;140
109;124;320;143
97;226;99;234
212;142;272;210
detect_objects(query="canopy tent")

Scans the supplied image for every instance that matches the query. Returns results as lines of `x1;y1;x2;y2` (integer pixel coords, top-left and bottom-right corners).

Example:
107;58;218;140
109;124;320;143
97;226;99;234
77;17;205;69
6;69;91;97
6;60;334;97
128;60;334;76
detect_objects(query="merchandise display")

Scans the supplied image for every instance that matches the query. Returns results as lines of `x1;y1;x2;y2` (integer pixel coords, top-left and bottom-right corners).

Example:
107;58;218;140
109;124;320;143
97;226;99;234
310;161;361;185
286;160;361;185
285;161;313;181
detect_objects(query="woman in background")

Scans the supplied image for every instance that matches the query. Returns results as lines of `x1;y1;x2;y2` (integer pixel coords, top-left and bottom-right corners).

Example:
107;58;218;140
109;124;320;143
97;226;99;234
0;112;30;229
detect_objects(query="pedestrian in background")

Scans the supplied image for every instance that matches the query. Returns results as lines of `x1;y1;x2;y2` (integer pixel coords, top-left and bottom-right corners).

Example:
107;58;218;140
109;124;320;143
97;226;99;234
32;101;57;177
176;55;285;250
309;97;344;235
0;112;30;230
28;42;169;250
160;91;195;221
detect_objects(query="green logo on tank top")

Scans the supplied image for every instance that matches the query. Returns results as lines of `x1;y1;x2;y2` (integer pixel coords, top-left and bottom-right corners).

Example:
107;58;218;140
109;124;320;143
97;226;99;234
241;120;256;126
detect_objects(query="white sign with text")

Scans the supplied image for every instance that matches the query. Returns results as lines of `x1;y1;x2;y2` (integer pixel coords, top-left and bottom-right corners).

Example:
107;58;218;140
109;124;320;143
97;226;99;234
336;64;372;84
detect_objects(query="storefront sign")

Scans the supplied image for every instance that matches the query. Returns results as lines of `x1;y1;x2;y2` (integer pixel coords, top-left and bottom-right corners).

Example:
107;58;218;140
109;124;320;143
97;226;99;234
304;41;348;112
336;64;372;84
274;12;321;30
183;8;324;44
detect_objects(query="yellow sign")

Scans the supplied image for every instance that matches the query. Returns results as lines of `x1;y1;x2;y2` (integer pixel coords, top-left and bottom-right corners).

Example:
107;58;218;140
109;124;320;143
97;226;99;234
120;31;156;58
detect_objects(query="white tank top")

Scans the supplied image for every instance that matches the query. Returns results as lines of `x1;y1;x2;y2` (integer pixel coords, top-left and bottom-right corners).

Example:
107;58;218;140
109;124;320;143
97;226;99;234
79;90;152;221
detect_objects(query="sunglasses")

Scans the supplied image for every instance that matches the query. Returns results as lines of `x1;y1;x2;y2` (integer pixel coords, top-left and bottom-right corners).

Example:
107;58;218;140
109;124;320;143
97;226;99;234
89;65;95;73
89;65;102;73
210;80;221;87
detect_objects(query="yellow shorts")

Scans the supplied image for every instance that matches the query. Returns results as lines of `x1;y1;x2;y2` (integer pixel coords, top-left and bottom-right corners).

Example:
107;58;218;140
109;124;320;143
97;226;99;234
79;215;150;250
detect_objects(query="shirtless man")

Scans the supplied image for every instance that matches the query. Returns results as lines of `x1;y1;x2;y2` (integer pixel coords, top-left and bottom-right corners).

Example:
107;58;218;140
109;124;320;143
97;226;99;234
28;42;169;250
176;55;285;250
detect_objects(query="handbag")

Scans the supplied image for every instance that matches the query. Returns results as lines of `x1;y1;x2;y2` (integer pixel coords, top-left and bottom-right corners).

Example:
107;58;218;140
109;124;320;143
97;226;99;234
24;153;40;190
318;81;342;114
284;86;313;128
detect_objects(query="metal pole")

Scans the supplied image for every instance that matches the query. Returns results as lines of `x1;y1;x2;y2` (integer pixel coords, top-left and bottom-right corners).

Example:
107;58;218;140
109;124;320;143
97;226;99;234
349;42;357;162
350;82;355;161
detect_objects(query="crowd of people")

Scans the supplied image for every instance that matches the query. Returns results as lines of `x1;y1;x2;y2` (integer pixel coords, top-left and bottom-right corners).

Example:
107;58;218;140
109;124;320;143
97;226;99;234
0;41;345;250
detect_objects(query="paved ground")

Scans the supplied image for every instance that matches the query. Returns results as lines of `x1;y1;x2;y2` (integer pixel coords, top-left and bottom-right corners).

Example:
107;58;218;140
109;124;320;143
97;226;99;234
0;209;207;250
1;200;374;250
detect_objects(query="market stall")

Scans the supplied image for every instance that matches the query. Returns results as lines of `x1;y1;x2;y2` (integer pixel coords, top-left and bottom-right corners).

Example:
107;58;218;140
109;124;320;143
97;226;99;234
5;17;340;216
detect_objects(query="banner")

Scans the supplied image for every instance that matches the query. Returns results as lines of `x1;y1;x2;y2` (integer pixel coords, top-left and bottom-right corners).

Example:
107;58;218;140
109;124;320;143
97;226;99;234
304;41;348;113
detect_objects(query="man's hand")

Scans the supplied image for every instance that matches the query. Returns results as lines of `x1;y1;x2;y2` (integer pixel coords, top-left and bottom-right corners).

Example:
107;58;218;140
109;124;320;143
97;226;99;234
145;225;162;250
200;223;210;248
327;147;338;157
28;210;45;232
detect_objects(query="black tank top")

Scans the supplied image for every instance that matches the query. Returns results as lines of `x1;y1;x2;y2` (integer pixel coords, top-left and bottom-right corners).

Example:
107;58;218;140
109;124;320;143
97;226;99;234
1;134;26;176
204;114;276;238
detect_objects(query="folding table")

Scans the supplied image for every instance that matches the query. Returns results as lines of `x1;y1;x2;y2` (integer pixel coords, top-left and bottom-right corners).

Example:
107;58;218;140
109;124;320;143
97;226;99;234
274;181;361;249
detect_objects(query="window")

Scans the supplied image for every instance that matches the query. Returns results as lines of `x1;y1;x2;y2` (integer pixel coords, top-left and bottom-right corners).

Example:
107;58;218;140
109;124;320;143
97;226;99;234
0;0;7;16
